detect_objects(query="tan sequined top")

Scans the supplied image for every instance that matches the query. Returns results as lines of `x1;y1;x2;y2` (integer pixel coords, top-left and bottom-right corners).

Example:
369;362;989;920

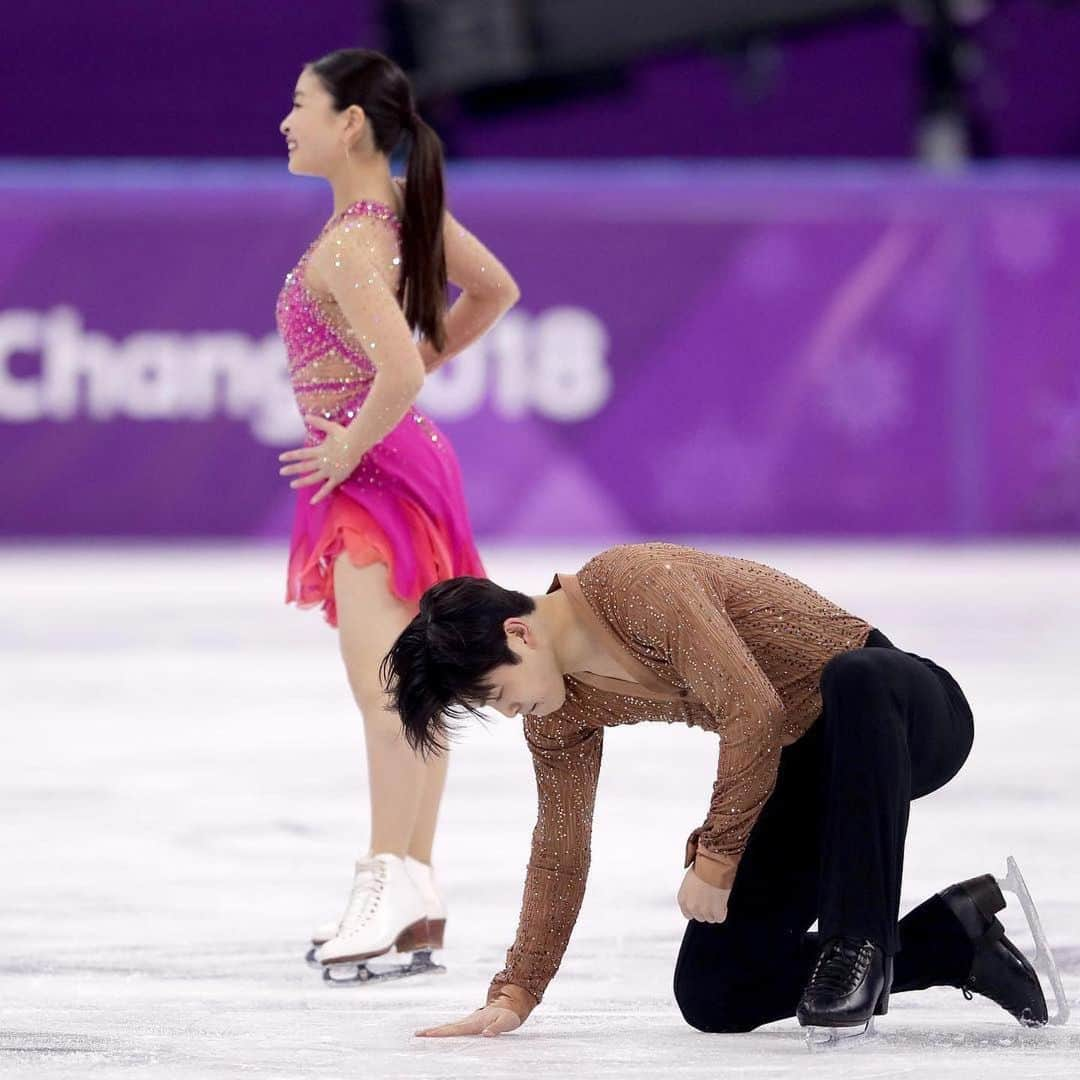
487;543;871;1021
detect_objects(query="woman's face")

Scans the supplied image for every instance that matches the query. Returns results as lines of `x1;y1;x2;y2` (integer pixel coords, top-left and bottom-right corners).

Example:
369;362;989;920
279;67;351;177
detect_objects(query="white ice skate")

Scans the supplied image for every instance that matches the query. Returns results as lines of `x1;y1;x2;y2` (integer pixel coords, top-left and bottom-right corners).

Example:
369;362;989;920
315;853;445;985
305;917;340;966
998;856;1070;1026
305;855;449;967
405;855;448;951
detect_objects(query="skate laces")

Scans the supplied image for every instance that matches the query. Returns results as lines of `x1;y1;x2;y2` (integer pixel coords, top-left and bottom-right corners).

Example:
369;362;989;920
808;937;875;996
338;860;386;931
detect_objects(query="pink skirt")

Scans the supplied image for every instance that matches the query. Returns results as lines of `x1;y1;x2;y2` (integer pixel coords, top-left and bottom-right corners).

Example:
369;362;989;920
285;409;486;627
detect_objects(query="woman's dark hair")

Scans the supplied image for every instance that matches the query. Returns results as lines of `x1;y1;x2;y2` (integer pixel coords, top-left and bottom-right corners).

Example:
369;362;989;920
310;48;447;351
380;577;536;757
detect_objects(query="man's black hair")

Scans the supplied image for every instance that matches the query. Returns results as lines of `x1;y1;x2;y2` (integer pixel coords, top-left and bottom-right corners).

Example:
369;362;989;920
381;576;536;756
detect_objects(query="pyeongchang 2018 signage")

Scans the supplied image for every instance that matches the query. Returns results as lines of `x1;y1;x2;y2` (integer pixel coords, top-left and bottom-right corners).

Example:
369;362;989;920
0;305;613;444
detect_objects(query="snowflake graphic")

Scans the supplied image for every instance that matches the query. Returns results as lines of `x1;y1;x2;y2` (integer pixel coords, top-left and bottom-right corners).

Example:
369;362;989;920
817;344;911;440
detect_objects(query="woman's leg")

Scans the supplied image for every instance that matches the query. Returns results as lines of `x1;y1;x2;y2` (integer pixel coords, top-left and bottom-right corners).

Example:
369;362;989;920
407;750;449;866
333;556;446;856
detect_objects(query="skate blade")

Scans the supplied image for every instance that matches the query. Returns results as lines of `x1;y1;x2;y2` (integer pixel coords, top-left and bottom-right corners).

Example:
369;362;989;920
805;1016;876;1051
305;944;325;968
322;949;446;986
998;856;1070;1026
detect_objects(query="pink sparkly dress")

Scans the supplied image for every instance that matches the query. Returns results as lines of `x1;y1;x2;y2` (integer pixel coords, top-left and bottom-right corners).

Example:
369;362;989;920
275;199;485;626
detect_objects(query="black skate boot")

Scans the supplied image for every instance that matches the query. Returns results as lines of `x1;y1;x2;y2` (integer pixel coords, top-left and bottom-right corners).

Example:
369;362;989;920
938;873;1048;1026
797;937;892;1045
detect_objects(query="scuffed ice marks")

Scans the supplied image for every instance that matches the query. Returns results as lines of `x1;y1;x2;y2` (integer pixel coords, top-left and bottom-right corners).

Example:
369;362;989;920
0;544;1078;1079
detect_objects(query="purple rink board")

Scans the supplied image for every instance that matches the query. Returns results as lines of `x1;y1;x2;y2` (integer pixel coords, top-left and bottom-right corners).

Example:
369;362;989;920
1;163;1078;540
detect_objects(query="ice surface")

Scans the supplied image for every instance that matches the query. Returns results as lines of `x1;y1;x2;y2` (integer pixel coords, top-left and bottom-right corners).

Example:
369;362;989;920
2;541;1078;1079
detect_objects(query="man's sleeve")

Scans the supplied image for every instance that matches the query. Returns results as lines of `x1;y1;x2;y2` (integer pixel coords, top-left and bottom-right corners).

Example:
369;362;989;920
641;565;786;890
487;713;604;1019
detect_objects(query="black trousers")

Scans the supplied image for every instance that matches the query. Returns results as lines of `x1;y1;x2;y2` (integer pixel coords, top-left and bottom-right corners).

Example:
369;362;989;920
674;630;976;1033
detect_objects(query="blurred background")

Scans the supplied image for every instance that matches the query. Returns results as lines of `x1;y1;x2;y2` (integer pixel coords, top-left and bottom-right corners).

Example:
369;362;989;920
2;0;1079;541
3;5;1079;1076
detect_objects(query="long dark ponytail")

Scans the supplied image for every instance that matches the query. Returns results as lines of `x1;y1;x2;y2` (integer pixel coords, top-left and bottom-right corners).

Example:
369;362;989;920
310;48;447;352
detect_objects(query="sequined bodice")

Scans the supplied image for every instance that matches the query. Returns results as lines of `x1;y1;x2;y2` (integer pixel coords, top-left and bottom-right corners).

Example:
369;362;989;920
275;200;403;439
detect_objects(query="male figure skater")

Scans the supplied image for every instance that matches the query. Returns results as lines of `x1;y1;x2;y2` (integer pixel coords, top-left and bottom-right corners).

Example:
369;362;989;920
382;543;1048;1040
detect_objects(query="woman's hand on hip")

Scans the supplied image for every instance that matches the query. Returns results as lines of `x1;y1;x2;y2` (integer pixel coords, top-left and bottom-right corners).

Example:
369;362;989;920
278;415;364;505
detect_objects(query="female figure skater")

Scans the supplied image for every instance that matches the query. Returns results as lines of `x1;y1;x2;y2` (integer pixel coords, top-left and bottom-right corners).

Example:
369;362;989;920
275;48;519;975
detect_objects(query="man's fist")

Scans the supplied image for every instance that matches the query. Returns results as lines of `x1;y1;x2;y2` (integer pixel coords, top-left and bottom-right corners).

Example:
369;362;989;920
677;865;731;923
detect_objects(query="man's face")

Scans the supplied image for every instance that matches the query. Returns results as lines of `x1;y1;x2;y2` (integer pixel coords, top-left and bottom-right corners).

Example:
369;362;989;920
481;619;567;719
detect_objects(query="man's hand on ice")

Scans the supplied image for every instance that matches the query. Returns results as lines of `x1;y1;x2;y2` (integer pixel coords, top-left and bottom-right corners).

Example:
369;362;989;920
678;866;731;923
416;1005;522;1038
